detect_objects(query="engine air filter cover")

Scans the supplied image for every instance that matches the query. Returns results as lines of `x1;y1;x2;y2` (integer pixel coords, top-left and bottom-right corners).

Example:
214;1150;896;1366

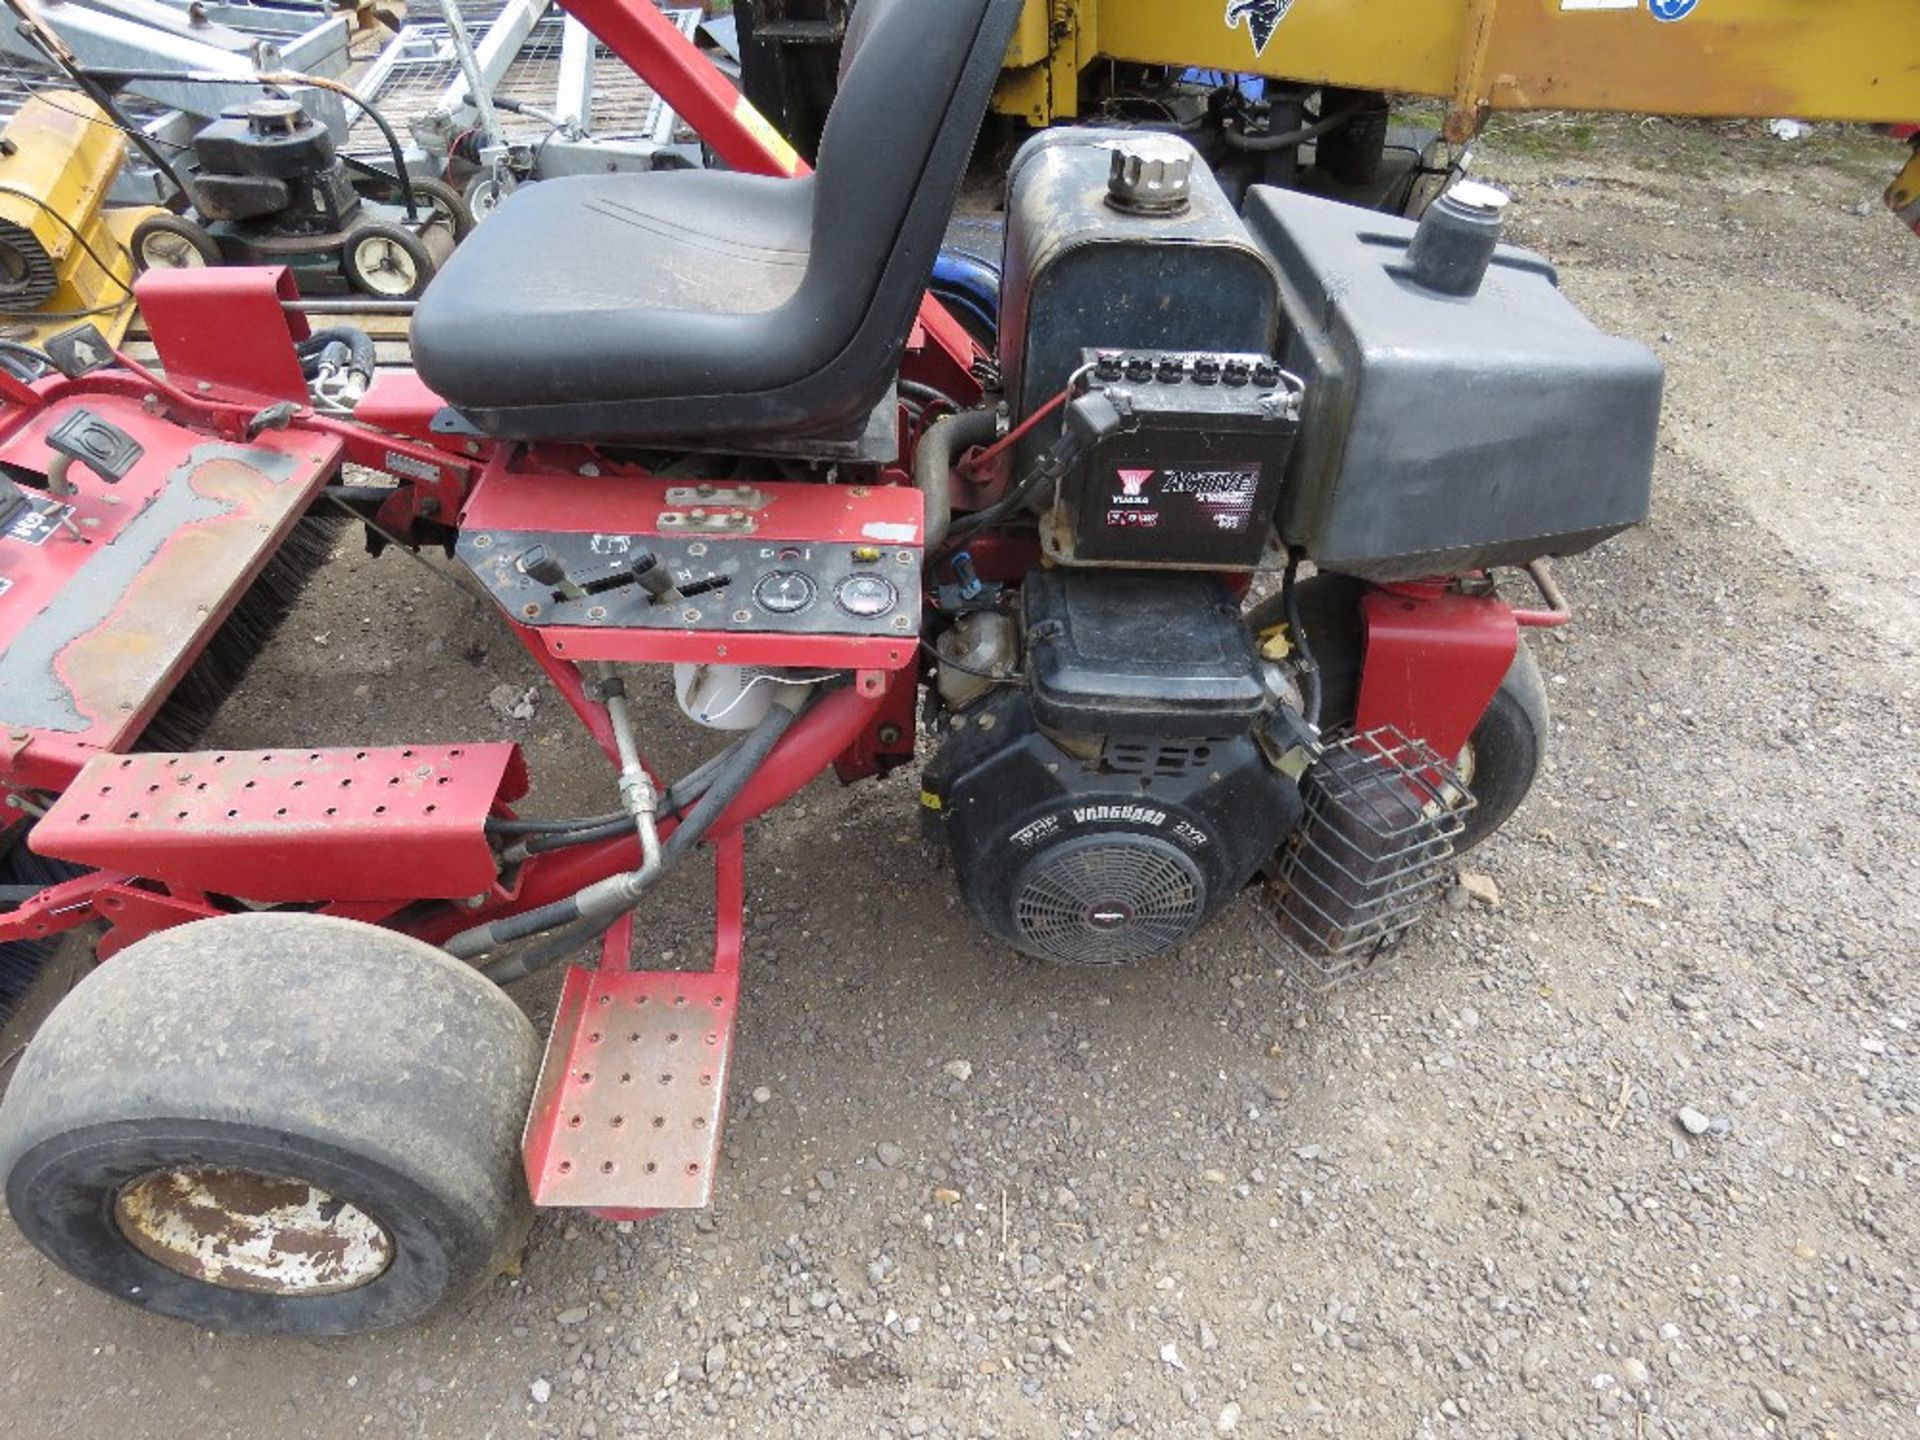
1024;568;1268;738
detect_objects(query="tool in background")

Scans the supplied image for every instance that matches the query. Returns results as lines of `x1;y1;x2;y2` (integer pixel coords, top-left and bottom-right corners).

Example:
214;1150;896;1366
0;93;156;346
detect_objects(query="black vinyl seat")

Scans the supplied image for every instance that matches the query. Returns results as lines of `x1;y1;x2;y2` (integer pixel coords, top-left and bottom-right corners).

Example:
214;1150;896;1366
411;0;1023;448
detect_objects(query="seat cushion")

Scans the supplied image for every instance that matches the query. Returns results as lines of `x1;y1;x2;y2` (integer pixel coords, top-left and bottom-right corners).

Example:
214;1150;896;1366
410;0;1026;447
412;170;814;413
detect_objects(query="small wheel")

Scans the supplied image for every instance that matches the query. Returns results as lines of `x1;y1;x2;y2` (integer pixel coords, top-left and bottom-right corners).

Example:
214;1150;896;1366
0;913;538;1335
463;167;516;222
344;222;435;300
131;213;221;272
368;175;474;242
1449;642;1548;852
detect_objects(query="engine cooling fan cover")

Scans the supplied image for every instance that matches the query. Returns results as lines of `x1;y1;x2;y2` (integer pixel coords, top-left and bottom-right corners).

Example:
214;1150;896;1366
921;690;1303;967
1011;832;1207;965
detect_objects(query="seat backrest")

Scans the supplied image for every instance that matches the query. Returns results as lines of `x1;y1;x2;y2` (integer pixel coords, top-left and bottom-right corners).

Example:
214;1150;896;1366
786;0;1023;421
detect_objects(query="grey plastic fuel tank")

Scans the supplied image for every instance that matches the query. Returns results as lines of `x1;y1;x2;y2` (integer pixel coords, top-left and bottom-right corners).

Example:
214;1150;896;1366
1000;128;1279;468
1242;185;1663;581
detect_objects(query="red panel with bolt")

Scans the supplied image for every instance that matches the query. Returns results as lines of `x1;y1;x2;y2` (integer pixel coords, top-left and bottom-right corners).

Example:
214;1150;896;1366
0;0;1660;1336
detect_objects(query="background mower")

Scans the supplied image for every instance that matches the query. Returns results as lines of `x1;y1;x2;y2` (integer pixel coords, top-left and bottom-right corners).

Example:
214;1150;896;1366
129;96;471;301
0;0;1657;1335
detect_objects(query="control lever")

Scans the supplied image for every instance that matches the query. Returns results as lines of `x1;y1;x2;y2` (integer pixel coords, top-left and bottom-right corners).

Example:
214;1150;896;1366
40;408;144;543
627;550;683;605
517;544;586;600
517;544;686;607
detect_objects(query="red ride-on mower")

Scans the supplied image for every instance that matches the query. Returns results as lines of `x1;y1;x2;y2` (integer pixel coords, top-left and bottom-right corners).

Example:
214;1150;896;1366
0;0;1660;1335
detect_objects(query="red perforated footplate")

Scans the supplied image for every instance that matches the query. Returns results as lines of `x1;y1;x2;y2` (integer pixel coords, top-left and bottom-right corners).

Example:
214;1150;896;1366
524;964;740;1209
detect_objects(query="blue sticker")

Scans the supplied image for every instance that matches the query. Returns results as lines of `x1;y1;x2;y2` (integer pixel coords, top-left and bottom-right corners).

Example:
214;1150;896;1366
1648;0;1699;20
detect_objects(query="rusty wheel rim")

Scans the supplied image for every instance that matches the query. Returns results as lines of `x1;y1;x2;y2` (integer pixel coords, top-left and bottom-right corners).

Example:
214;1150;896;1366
113;1166;394;1296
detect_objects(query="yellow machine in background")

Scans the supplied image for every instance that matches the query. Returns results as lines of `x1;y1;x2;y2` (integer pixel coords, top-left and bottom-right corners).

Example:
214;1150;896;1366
0;94;156;349
739;1;1918;228
993;0;1920;135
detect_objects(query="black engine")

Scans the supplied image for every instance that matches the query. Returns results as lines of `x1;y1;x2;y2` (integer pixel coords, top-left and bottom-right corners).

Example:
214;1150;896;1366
919;125;1659;965
188;99;360;236
922;571;1302;964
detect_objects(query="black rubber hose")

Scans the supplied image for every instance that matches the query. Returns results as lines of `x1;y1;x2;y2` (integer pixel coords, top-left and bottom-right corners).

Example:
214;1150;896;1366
0;339;54;377
478;910;615;986
515;759;726;854
485;809;626;838
483;698;806;990
296;326;375;382
483;735;746;840
517;816;633;856
898;379;965;413
1222;99;1363;153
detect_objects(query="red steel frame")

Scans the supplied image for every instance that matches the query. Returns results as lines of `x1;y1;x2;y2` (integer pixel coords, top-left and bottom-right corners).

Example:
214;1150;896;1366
0;0;1540;1211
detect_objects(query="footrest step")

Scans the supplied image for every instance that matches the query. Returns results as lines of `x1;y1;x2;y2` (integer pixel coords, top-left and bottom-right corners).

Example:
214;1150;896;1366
523;964;739;1209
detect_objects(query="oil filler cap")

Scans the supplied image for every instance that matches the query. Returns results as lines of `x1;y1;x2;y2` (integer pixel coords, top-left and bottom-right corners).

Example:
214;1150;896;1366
1106;144;1192;216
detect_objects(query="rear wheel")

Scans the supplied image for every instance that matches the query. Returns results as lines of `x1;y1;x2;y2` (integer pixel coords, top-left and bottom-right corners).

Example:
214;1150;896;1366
344;222;435;300
0;913;538;1334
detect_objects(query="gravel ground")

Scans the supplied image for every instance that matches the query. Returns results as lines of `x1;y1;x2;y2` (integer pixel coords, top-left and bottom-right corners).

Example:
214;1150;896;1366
2;120;1915;1439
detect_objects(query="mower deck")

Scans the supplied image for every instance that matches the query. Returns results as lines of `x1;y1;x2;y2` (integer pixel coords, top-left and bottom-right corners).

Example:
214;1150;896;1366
0;394;340;754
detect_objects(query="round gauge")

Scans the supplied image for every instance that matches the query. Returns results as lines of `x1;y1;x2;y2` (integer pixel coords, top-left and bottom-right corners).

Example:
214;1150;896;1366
753;570;817;615
834;572;898;619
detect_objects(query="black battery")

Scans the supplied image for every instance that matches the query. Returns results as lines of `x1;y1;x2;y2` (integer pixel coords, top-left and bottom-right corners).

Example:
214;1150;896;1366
1052;349;1300;569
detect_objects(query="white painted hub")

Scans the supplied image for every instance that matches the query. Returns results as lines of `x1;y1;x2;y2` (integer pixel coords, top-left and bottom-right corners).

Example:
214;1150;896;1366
115;1165;393;1296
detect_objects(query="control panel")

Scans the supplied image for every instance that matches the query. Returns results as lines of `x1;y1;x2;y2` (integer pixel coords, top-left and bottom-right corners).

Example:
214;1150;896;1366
454;469;925;663
462;531;918;637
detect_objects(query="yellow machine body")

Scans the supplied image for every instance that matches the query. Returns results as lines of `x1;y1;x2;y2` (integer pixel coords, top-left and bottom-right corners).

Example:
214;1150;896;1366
0;94;156;348
994;0;1920;136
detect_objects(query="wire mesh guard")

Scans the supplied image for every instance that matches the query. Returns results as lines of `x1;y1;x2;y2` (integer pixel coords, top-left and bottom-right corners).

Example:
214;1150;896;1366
1254;727;1475;992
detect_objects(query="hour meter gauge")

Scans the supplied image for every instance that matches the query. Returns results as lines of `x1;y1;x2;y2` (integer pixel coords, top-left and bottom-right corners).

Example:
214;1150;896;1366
834;573;898;618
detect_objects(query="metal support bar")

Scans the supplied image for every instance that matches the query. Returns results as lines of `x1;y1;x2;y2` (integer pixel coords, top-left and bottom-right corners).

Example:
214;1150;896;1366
555;14;595;132
433;0;545;128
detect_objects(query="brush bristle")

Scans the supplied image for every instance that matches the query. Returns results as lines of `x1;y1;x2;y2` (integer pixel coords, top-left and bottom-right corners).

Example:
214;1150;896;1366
138;512;343;750
0;824;82;1019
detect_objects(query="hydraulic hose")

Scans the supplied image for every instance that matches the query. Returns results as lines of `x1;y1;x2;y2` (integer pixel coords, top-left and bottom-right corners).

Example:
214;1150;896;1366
483;735;748;855
455;688;803;972
914;407;997;552
1222;99;1364;153
296;327;376;384
486;809;626;838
